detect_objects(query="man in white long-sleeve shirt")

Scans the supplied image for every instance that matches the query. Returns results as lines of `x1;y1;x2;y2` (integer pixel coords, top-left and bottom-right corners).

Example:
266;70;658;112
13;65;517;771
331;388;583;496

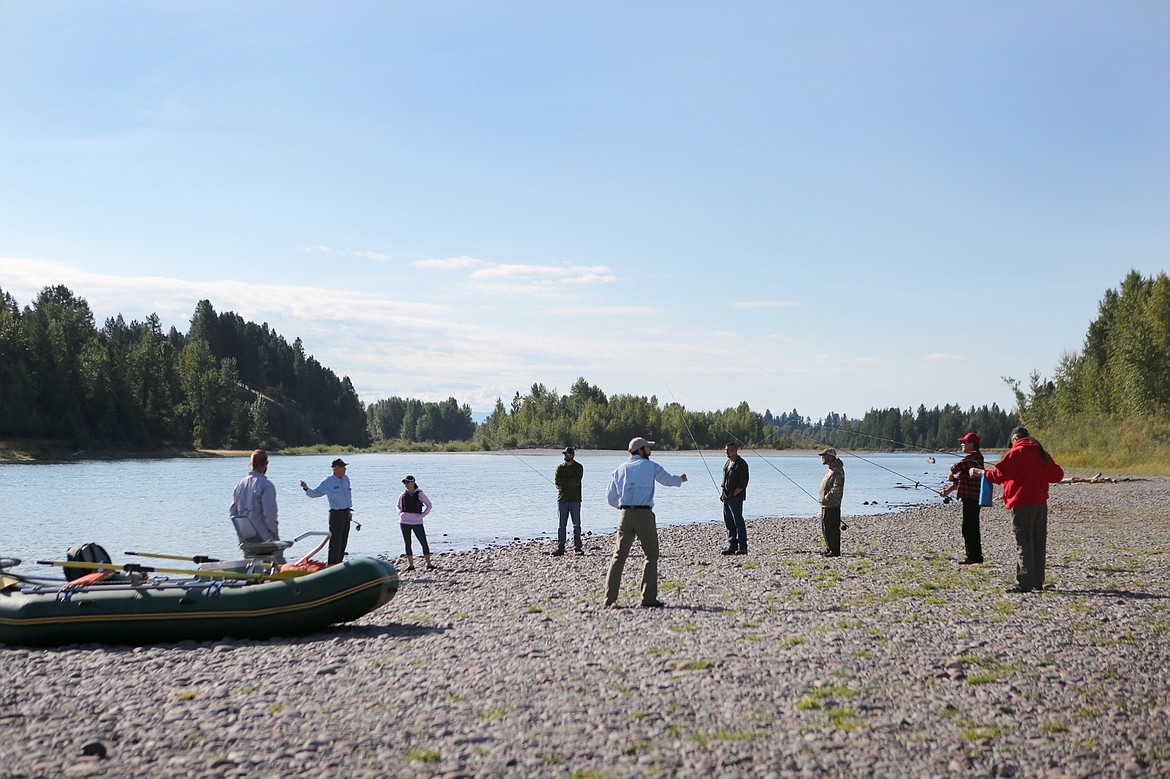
230;448;282;563
604;436;687;609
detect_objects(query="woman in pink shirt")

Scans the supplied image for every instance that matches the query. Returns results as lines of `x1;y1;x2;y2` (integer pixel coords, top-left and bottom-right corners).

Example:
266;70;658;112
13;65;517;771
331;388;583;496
397;475;434;572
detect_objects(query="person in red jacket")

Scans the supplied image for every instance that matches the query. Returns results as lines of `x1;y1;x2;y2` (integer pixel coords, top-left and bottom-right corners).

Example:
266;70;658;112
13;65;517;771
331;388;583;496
971;426;1064;593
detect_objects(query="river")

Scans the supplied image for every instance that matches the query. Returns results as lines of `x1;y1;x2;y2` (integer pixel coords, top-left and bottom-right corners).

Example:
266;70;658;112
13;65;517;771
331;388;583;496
2;450;958;573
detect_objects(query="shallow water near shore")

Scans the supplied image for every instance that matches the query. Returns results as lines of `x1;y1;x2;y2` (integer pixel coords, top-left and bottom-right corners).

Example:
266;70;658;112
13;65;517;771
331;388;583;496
2;451;954;570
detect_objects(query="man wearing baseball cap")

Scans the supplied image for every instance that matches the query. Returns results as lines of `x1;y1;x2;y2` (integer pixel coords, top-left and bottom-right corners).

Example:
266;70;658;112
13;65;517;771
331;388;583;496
604;436;687;608
300;457;354;566
553;447;584;556
817;448;845;557
942;433;986;564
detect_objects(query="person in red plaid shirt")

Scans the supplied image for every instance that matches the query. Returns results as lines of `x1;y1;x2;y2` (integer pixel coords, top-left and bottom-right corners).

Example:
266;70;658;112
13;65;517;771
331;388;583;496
942;432;985;564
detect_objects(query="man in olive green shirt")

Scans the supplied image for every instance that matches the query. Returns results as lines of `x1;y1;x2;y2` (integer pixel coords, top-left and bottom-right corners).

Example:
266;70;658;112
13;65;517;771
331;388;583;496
554;447;584;556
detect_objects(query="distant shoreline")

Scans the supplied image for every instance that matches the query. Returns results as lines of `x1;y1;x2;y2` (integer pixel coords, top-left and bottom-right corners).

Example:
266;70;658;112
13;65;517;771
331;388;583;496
1;441;976;464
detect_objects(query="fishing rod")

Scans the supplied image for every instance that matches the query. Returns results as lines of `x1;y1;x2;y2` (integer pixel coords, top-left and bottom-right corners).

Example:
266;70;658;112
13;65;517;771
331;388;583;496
813;424;996;499
665;383;719;495
800;432;949;497
714;423;821;507
712;422;848;530
35;558;305;581
816;423;980;460
125;551;222;564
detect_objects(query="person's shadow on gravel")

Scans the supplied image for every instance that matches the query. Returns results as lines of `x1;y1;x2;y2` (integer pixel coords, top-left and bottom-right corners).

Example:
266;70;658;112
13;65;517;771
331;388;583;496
1053;588;1168;600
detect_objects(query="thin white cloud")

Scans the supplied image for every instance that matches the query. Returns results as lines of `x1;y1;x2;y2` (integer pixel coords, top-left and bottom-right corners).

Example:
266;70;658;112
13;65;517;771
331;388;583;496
924;353;967;363
298;245;391;261
350;250;392;261
733;300;800;309
814;354;882;366
555;305;655;316
470;264;615;284
413;255;486;270
0;256;444;330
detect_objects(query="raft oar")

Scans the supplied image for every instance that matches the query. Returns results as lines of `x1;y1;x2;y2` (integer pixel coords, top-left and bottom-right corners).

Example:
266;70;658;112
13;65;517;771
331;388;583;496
124;551;222;564
35;559;306;581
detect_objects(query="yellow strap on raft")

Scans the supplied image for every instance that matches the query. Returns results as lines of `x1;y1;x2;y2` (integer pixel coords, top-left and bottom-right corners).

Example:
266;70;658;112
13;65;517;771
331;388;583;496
35;559;311;581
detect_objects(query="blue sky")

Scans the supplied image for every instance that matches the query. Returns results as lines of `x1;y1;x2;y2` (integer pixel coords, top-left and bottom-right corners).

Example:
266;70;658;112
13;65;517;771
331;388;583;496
2;2;1167;419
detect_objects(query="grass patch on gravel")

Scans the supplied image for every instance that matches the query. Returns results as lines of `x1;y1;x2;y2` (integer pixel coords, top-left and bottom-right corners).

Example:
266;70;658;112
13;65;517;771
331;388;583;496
825;706;862;730
690;729;759;743
960;655;1023;684
408;748;441;762
960;721;1007;740
882;584;937;601
795;687;863;730
477;704;513;721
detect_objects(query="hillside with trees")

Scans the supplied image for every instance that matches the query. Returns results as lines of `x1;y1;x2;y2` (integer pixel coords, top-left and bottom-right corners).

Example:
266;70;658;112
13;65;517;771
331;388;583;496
0;286;367;451
1010;269;1170;470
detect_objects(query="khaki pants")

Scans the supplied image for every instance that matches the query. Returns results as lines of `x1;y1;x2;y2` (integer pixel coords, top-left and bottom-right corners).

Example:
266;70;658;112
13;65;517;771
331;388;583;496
605;507;659;606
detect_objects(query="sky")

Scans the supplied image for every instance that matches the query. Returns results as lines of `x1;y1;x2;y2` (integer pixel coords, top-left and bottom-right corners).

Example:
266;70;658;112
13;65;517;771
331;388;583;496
2;2;1168;420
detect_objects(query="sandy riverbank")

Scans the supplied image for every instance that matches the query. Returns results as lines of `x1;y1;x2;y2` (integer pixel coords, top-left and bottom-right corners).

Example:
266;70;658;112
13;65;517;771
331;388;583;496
3;479;1169;778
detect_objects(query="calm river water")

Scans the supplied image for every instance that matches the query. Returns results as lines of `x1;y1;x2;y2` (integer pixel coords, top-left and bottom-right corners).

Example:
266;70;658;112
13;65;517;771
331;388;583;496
2;451;958;574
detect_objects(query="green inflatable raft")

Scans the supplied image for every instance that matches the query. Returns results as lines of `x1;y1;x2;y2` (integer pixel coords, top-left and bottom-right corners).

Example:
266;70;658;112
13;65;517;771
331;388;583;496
0;556;399;647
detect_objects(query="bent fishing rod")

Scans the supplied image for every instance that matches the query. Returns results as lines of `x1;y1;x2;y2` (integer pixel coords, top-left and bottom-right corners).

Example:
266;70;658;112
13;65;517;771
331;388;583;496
712;423;821;507
665;382;719;496
799;432;952;498
816;423;976;461
712;423;848;530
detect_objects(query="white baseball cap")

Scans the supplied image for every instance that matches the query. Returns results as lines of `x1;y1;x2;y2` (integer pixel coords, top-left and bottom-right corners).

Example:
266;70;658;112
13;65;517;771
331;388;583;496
628;436;655;453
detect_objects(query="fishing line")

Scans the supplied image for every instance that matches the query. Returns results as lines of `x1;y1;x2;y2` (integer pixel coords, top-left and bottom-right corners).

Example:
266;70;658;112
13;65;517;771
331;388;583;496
817;423;970;460
474;429;556;486
665;383;719;495
800;431;947;495
813;424;993;497
714;423;821;507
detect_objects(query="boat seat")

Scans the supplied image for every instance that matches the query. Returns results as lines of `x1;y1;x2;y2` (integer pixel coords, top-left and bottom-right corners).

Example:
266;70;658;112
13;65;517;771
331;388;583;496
230;516;294;559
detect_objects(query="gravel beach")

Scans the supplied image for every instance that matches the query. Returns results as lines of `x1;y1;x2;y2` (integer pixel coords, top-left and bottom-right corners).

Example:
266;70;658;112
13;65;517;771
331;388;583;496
3;477;1169;778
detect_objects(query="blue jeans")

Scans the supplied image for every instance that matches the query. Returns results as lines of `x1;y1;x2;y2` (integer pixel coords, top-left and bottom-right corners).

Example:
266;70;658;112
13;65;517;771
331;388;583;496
723;495;746;551
558;501;582;552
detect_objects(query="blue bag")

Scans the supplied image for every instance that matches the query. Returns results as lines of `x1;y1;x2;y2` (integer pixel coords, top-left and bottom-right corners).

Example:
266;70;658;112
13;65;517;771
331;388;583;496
979;474;993;507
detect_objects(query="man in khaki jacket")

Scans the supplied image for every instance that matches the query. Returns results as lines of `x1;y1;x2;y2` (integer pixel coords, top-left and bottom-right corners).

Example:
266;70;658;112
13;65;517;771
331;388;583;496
818;448;845;557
